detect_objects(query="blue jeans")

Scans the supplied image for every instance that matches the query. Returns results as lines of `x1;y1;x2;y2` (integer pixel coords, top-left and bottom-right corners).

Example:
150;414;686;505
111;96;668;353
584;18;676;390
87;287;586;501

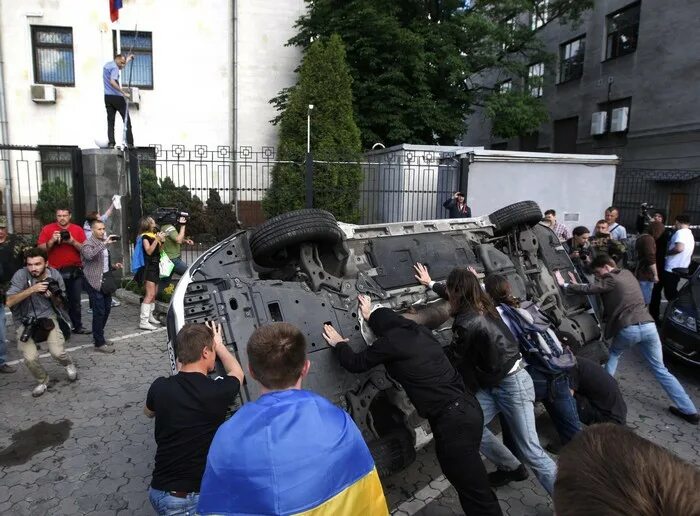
477;368;557;495
0;307;7;365
606;322;697;415
638;280;653;305
527;368;581;444
84;282;111;346
149;488;199;516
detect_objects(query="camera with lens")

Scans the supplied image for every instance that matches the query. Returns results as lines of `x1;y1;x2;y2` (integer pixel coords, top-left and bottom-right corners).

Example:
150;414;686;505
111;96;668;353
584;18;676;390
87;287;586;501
60;229;71;241
109;235;122;242
153;207;190;226
20;316;38;343
43;278;63;297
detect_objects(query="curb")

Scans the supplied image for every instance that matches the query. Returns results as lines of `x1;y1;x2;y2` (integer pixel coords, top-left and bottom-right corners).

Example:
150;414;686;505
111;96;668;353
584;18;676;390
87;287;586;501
115;288;170;316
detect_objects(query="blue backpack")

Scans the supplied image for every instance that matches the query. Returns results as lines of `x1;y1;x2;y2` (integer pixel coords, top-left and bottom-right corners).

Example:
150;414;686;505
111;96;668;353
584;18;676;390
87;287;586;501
131;236;145;274
499;304;577;376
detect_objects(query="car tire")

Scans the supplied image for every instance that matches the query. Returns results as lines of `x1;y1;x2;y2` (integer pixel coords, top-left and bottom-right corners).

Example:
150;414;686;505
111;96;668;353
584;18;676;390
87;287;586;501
489;200;543;234
367;428;416;478
249;209;344;267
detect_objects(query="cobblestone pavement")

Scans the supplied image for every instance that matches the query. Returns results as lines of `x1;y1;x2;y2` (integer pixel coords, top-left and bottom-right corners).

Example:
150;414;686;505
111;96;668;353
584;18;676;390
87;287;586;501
1;302;698;515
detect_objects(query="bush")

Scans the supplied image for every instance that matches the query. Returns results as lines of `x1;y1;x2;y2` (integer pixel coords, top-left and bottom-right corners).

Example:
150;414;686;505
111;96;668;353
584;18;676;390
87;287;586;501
34;178;72;225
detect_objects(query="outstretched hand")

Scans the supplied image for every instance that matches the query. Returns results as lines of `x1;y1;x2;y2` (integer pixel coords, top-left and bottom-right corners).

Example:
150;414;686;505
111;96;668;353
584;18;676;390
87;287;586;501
414;263;432;286
358;295;372;321
322;324;348;348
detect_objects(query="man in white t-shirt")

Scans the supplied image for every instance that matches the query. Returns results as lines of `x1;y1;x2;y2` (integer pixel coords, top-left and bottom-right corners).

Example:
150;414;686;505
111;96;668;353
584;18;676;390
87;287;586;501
663;215;695;301
604;206;627;241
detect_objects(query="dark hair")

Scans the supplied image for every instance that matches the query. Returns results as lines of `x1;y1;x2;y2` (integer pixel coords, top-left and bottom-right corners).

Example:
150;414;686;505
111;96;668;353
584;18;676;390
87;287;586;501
55;207;72;214
605;206;618;213
646;220;665;240
572;226;590;237
90;219;105;229
176;324;214;365
653;211;665;221
484;274;519;308
247;323;306;389
445;268;499;319
675;214;690;225
25;247;48;262
590;254;615;270
554;424;700;516
595;219;607;226
544;209;556;216
86;211;100;223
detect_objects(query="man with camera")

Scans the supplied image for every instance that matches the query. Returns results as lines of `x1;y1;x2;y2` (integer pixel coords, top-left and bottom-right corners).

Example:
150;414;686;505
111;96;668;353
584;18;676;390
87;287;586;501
160;212;193;279
443;192;472;218
37;208;90;335
81;220;123;353
6;247;77;397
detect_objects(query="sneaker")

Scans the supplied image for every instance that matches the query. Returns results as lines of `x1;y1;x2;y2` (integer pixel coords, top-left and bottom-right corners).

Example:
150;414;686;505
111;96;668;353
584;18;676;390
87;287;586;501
0;363;16;374
669;406;700;425
94;344;115;354
32;380;48;397
488;464;529;487
65;364;78;381
111;298;121;307
72;327;92;335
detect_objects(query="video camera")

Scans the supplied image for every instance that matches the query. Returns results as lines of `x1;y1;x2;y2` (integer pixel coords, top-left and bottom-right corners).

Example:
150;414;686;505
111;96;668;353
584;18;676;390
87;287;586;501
152;207;190;226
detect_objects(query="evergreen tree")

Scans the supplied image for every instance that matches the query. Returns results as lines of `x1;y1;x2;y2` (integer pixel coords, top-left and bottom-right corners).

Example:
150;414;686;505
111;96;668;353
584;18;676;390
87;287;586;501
275;0;591;146
264;34;363;222
34;178;72;225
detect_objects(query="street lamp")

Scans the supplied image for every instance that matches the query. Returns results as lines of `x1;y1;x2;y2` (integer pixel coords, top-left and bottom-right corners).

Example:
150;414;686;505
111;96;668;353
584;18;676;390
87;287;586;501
305;104;314;208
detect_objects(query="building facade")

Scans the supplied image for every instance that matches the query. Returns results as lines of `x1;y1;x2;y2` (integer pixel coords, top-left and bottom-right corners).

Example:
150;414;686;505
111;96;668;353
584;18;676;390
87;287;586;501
462;0;700;227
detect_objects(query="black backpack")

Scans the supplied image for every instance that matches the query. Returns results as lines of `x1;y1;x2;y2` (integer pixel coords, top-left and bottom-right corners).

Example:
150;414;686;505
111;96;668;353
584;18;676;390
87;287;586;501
498;304;576;376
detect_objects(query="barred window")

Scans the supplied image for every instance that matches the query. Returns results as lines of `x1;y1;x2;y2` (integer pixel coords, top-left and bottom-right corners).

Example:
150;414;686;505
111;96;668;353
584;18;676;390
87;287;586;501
113;31;153;89
31;26;75;86
606;2;641;60
39;147;74;188
498;80;512;93
559;36;585;82
528;63;544;97
531;0;549;30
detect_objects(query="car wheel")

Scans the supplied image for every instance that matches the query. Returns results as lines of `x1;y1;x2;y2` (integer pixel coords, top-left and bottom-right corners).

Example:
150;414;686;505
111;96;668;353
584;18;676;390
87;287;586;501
489;200;543;234
367;428;416;478
249;209;344;267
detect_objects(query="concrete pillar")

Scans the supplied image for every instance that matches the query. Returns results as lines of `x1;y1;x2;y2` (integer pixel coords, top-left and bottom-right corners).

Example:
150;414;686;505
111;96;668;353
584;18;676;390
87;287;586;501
81;149;131;272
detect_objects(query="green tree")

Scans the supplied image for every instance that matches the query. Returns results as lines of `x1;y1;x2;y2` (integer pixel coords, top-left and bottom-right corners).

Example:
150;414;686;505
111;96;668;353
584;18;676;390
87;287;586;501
264;34;363;222
485;90;549;139
34;178;72;225
204;189;240;241
275;0;591;146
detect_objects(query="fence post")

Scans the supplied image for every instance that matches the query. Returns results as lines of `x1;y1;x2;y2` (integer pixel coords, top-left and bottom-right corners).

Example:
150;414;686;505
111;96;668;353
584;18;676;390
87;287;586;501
70;147;85;224
127;149;143;239
305;151;313;209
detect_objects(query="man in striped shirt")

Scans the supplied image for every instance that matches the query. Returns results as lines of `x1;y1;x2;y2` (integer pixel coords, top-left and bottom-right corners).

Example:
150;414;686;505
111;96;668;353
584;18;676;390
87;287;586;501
544;209;571;242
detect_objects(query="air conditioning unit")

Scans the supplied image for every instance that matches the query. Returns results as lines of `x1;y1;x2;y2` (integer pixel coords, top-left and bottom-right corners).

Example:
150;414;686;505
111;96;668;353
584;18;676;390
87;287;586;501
30;84;56;104
590;111;607;135
124;87;141;109
610;107;629;132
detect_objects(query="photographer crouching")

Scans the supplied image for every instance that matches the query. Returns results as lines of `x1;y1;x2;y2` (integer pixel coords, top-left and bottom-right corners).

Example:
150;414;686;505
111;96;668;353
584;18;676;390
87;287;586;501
6;247;77;397
81;220;123;353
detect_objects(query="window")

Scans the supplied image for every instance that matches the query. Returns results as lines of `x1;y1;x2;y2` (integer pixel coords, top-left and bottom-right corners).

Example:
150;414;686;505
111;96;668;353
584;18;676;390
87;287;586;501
531;0;549;30
606;2;641;60
502;17;515;51
559;36;585;82
527;63;544;97
498;80;512;93
31;26;75;86
40;147;74;187
112;31;153;88
553;117;579;153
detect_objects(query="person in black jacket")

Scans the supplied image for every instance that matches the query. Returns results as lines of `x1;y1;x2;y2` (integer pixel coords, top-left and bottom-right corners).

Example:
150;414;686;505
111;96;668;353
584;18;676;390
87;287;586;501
414;263;557;496
443;192;472;218
323;295;502;516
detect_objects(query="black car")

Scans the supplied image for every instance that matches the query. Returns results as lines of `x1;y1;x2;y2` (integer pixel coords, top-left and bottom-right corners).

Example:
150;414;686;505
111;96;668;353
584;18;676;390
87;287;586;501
662;262;700;366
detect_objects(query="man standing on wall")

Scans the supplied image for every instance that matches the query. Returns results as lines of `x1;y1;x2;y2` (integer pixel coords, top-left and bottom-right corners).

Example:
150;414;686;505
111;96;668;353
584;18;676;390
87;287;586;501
103;53;135;148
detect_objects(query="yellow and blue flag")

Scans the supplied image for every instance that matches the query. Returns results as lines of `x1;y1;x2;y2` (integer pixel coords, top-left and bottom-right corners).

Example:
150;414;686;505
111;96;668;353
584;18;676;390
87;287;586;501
197;389;388;516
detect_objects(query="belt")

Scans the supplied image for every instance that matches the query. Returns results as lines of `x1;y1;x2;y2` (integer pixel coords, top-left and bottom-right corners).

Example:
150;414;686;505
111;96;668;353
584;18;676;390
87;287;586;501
169;491;197;499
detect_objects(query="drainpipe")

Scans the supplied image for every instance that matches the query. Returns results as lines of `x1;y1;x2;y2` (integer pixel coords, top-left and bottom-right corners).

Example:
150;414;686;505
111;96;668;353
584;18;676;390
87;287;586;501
231;0;238;215
0;7;13;232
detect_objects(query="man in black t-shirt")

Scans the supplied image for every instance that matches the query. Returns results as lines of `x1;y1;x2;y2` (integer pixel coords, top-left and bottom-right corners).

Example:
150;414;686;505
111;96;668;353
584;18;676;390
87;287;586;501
145;321;244;516
568;356;627;426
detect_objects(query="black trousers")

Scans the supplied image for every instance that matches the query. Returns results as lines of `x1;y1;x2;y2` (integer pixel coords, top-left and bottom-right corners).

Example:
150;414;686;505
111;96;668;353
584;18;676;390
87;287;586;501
60;272;84;331
649;280;664;322
430;395;502;516
105;94;134;146
662;270;681;303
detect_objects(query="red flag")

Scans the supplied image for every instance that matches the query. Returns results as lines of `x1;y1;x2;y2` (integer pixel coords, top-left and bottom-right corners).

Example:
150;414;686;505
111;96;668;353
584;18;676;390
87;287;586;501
110;0;122;22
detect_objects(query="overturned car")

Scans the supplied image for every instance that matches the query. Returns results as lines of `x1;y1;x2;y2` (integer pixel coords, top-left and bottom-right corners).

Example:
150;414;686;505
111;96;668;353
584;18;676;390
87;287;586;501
166;201;605;475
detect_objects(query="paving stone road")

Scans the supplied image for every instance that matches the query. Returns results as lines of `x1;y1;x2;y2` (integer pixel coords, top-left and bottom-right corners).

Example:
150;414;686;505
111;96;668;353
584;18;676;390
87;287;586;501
1;302;698;515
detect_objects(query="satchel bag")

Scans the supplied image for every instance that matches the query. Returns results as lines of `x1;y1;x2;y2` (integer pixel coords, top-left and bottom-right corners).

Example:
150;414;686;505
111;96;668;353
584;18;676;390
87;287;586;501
159;251;175;278
100;271;119;296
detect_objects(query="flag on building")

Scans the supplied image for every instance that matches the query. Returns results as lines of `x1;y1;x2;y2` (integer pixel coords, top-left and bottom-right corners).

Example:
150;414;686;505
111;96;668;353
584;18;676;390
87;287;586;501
110;0;123;22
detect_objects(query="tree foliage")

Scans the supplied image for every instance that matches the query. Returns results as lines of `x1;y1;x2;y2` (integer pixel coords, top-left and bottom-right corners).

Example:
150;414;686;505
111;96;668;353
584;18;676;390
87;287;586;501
34;178;72;225
485;90;549;140
274;0;592;146
264;34;363;222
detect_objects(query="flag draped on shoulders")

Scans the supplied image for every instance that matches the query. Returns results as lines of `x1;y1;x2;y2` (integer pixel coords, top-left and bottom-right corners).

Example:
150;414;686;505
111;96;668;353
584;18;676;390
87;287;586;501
197;389;388;516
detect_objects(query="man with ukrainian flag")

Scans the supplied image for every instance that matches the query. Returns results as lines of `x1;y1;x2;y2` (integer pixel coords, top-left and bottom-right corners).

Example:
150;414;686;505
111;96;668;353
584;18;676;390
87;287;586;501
197;322;388;515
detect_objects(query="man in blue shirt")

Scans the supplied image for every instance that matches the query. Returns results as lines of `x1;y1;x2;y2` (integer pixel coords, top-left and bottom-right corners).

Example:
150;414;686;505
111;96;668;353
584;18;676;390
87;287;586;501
103;53;134;148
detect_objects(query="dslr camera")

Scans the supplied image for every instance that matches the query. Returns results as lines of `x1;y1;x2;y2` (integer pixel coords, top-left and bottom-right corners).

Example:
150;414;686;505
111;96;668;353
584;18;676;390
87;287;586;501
43;278;63;297
60;229;71;241
20;316;38;343
153;207;190;226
